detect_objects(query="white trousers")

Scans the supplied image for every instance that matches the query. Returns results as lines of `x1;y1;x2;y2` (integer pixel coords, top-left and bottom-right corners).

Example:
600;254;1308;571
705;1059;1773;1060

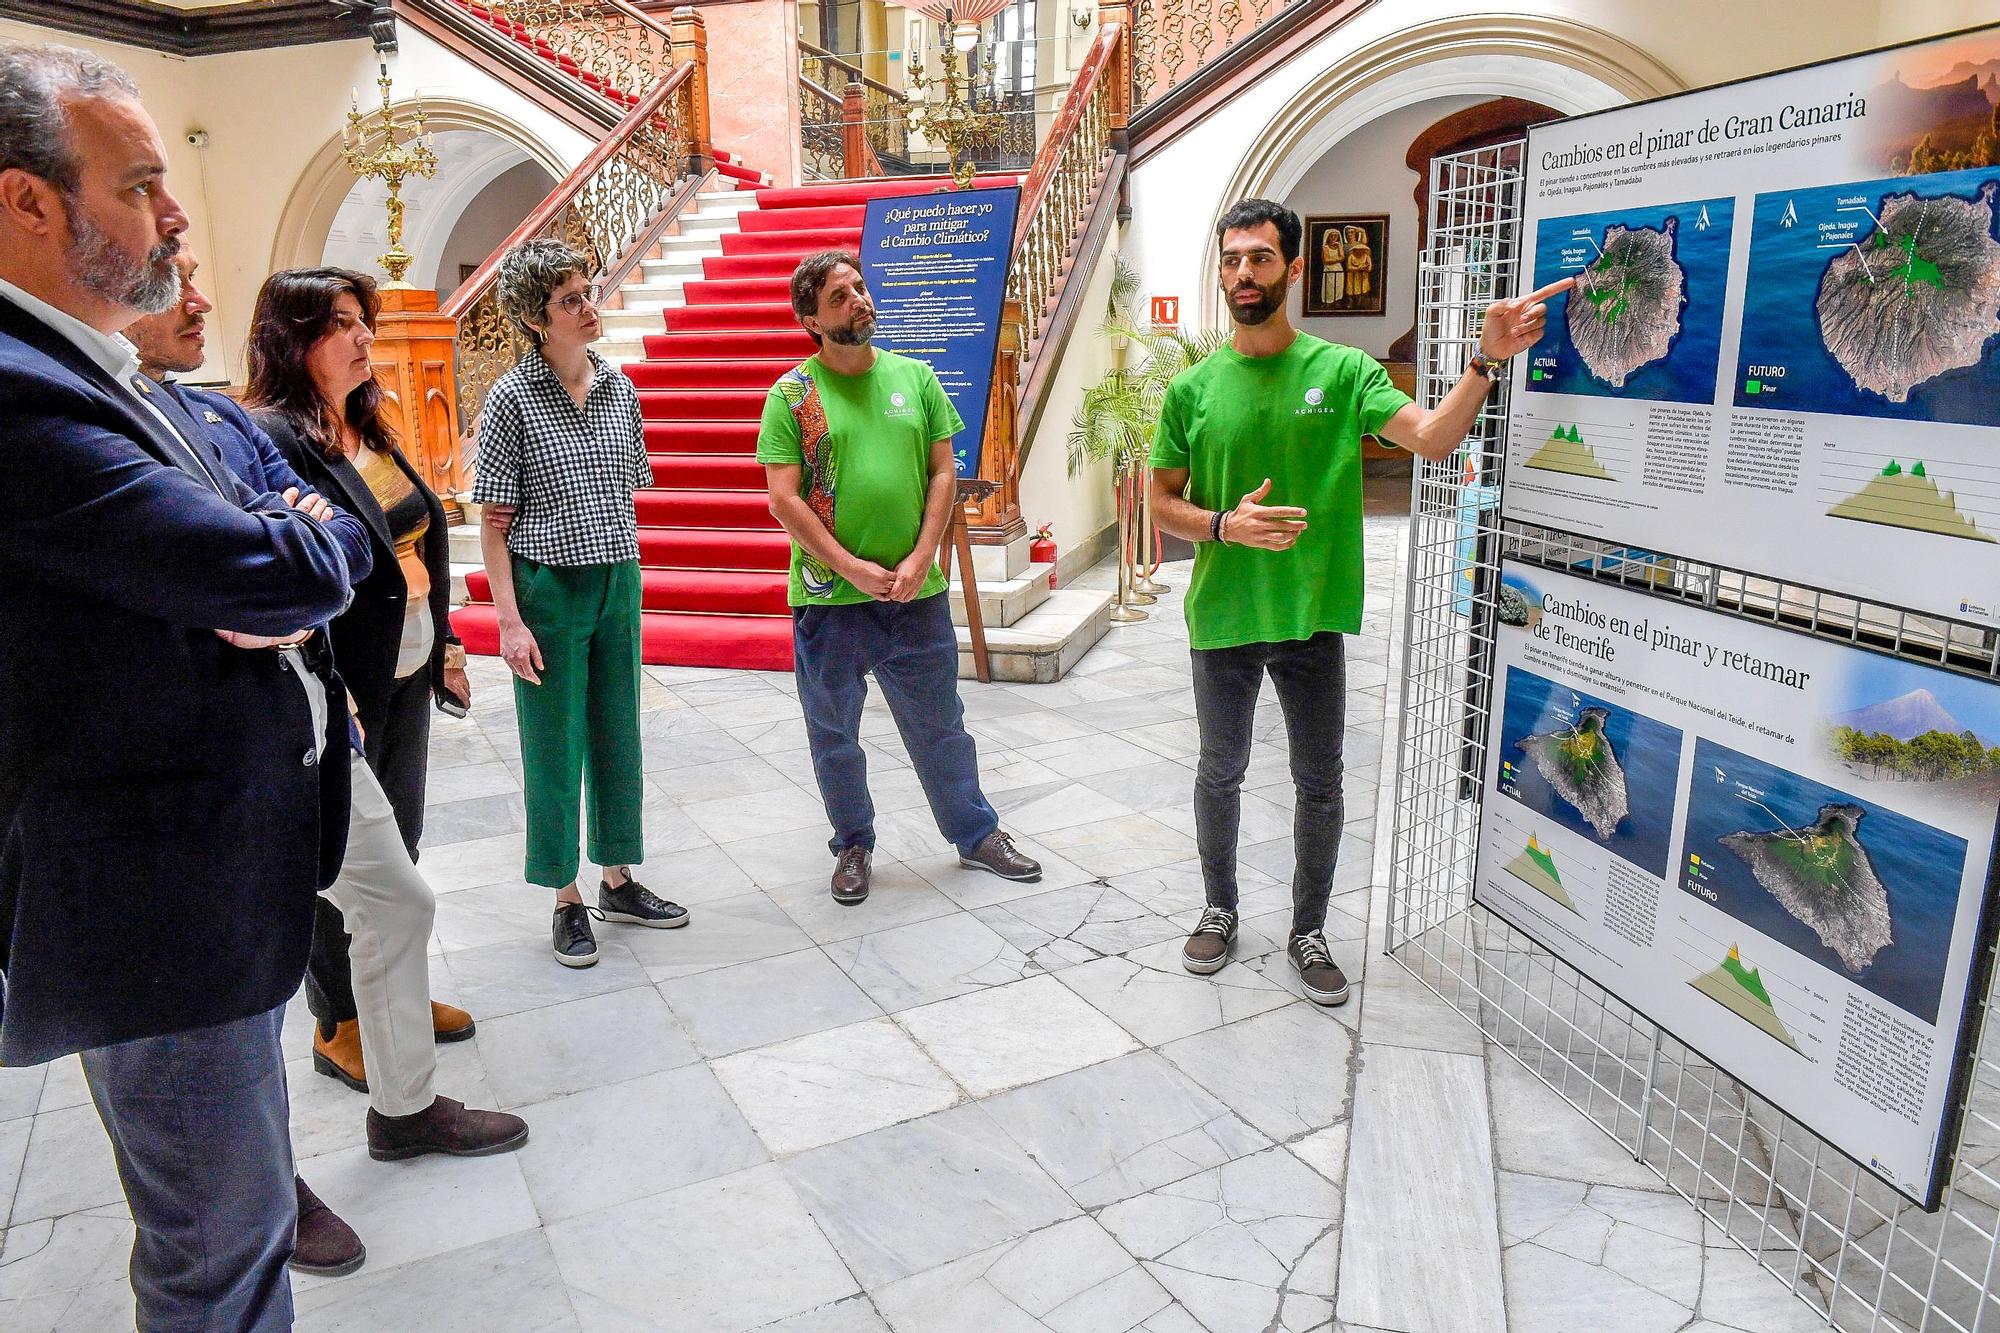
321;755;438;1117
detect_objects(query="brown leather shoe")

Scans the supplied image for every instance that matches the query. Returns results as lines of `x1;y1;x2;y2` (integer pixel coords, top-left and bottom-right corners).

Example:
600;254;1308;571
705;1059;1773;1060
831;845;872;905
312;1018;368;1093
959;830;1041;882
290;1175;365;1277
367;1095;529;1162
432;1000;476;1043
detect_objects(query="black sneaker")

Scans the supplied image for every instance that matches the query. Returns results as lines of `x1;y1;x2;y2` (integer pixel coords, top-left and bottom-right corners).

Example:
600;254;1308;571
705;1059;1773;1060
1181;906;1238;975
552;901;603;968
599;878;690;929
1289;931;1350;1006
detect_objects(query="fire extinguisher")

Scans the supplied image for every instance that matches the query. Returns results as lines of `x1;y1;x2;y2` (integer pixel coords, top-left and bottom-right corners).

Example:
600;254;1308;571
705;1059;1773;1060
1030;523;1057;588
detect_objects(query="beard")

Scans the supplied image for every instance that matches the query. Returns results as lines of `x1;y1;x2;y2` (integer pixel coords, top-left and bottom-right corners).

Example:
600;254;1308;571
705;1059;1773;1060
67;201;180;315
824;311;874;347
1226;273;1288;327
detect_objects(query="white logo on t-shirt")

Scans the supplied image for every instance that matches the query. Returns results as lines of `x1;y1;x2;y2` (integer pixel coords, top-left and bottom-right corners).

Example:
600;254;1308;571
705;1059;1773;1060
890;392;907;407
1304;387;1325;406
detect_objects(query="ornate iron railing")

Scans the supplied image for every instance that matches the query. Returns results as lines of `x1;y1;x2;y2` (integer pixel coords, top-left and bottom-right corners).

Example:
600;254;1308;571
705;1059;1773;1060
799;75;847;180
799;41;910;168
483;0;676;106
1009;20;1121;351
1128;0;1308;113
442;62;704;460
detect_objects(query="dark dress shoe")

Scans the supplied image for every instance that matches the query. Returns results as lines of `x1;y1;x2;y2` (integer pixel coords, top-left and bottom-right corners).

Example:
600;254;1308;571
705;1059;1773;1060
831;846;872;905
366;1095;530;1162
290;1175;365;1277
959;830;1041;882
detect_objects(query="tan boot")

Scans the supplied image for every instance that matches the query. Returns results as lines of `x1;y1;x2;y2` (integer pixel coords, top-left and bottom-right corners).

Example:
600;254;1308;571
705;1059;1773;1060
431;1000;476;1043
312;1018;368;1093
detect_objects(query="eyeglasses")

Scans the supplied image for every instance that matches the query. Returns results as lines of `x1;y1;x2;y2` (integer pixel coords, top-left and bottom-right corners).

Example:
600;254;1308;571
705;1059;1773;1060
551;285;602;316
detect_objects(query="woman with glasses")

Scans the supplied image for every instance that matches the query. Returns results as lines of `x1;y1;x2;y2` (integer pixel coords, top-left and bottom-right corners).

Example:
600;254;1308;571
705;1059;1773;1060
475;238;688;968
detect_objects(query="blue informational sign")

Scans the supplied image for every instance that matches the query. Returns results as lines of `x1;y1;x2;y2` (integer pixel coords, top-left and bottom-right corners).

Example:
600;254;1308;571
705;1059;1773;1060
858;184;1021;478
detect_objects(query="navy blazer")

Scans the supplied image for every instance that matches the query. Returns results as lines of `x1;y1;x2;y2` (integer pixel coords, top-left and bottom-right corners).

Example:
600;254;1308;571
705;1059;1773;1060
170;383;374;587
0;296;355;1066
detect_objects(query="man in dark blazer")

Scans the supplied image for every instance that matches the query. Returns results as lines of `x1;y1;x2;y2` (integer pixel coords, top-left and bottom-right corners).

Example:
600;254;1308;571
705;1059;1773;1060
0;44;353;1331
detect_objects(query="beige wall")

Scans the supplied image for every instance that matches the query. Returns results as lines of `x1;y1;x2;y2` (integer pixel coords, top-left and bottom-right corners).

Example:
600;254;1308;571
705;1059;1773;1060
0;20;591;384
434;159;557;301
1018;219;1124;565
704;0;804;187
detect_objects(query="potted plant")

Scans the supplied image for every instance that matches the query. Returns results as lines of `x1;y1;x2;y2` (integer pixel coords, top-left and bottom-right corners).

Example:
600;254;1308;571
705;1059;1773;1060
1068;259;1223;618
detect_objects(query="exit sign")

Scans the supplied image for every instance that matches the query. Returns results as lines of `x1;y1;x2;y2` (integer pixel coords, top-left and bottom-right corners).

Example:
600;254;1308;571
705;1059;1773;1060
1149;295;1179;328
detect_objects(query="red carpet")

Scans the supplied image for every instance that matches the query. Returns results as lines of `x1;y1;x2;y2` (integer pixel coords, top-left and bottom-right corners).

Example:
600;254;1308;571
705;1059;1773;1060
453;172;1017;671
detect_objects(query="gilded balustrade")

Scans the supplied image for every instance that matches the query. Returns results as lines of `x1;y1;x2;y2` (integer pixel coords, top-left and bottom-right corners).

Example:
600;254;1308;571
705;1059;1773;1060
799;42;910;171
490;0;675;105
444;70;696;465
1128;0;1303;112
798;75;846;179
1007;54;1112;349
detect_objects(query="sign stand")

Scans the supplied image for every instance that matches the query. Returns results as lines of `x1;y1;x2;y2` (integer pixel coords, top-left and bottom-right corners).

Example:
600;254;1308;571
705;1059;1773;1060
951;478;997;683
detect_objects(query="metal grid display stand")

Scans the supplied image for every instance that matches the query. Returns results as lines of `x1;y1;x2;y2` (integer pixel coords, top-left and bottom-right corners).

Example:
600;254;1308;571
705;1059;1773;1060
1386;140;2000;1333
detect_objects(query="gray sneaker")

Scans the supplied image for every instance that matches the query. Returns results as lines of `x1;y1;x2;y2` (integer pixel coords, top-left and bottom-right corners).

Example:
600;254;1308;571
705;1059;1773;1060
1289;931;1350;1006
1182;906;1238;975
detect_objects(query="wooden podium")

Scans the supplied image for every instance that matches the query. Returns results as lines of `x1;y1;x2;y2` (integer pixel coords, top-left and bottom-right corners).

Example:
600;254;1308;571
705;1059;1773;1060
370;287;465;517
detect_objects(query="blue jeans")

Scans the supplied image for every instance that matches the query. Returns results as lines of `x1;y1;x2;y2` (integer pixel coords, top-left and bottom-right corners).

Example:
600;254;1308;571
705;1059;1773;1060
793;591;999;857
81;1005;296;1333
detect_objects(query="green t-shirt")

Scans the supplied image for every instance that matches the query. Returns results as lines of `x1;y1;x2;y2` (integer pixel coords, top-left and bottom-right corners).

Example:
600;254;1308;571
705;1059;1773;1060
755;349;964;606
1148;334;1412;649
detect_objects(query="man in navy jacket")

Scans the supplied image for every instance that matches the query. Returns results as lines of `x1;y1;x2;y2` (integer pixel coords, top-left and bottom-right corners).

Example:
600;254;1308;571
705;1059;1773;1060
0;44;353;1330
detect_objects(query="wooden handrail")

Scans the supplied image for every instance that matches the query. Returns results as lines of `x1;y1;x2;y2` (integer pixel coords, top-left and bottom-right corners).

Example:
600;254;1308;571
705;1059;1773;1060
1013;20;1119;250
799;74;843;109
798;38;901;101
443;61;692;322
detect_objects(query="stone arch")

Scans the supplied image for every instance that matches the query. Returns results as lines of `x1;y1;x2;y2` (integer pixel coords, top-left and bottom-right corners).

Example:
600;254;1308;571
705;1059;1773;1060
1190;14;1686;327
269;97;571;281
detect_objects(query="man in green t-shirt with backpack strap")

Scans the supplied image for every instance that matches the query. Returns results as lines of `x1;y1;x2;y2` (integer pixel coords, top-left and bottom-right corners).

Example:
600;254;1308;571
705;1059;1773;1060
759;250;1041;907
1148;198;1569;1005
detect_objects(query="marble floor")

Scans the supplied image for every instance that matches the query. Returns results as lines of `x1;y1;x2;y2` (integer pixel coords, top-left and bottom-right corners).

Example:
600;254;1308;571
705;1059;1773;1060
0;486;1826;1332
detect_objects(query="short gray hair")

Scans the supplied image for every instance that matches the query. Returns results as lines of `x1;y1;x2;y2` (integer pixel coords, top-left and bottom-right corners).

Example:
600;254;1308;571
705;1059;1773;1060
0;43;140;194
496;237;592;345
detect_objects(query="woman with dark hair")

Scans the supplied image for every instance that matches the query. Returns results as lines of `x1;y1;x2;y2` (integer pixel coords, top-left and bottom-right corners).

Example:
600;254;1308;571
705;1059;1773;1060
475;238;687;967
246;269;517;1161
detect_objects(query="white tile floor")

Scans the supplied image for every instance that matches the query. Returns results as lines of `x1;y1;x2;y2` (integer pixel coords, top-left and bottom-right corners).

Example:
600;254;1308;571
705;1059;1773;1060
0;502;1826;1331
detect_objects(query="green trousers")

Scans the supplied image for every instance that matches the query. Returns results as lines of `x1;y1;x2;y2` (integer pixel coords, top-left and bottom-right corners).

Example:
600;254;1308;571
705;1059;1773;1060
512;557;645;888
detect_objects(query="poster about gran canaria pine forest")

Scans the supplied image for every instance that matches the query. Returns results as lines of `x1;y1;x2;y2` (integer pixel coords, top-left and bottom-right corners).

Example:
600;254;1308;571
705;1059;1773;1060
1505;22;2000;628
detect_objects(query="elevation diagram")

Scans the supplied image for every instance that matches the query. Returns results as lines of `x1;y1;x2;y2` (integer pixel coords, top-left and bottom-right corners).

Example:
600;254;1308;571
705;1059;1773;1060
1525;423;1616;481
1503;834;1581;912
1823;457;1997;542
1689;944;1805;1053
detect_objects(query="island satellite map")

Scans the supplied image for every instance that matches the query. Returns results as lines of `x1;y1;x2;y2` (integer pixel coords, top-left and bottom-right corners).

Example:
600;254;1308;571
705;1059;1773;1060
1496;666;1684;877
1523;198;1734;403
1735;168;2000;426
1680;739;1963;1025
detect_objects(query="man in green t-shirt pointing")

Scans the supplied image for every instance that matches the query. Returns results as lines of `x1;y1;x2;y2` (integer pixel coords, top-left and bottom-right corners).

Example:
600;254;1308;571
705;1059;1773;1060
758;250;1040;905
1148;198;1569;1005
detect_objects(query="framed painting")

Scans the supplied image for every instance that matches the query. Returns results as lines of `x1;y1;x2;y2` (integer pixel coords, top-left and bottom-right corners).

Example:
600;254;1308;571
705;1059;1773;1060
1302;214;1388;317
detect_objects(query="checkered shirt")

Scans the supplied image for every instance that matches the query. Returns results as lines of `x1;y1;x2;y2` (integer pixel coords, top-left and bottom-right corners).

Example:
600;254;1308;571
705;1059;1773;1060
472;348;652;566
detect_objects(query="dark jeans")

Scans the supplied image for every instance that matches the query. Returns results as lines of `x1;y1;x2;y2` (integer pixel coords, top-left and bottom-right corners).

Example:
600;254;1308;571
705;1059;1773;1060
1191;631;1346;935
794;591;998;856
307;662;433;1026
81;1004;296;1332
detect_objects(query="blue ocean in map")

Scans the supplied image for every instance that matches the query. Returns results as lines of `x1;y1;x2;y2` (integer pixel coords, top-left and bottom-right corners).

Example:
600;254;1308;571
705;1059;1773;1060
1680;739;1964;1024
1523;196;1734;405
1733;169;2000;426
1496;666;1684;877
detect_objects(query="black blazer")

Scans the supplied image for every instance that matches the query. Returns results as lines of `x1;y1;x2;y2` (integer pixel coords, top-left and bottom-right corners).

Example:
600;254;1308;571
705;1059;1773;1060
0;297;354;1066
258;412;457;733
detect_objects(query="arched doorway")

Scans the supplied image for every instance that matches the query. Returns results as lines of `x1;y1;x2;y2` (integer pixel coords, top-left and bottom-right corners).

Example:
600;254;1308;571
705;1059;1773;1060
1184;15;1686;330
270;98;569;288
